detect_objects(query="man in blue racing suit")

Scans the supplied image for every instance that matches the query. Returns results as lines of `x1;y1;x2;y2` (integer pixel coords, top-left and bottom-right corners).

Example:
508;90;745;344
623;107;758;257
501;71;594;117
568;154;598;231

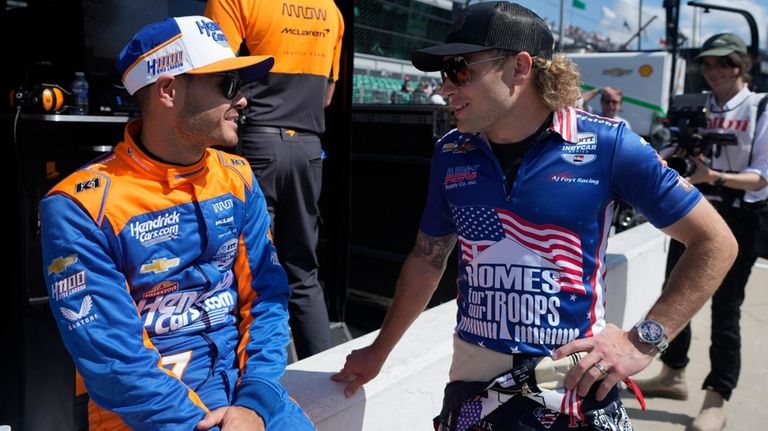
40;16;313;431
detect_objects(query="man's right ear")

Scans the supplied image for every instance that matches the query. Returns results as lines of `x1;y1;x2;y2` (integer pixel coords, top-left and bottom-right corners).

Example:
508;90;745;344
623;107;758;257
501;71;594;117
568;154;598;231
155;75;177;106
510;52;534;81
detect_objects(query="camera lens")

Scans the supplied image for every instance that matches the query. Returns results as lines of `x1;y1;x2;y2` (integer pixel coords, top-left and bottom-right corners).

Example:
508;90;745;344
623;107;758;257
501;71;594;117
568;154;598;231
666;156;696;177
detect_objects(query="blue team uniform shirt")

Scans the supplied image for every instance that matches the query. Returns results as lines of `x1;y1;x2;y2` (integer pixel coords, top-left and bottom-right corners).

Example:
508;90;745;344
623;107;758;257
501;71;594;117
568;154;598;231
420;108;701;356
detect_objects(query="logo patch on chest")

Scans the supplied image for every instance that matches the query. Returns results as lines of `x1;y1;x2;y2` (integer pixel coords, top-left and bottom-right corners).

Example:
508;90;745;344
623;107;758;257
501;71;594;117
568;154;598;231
444;164;479;189
561;133;598;165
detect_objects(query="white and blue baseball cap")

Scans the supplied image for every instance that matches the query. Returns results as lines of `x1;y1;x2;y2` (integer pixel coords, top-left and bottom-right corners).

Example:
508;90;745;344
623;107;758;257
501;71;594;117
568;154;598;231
117;16;273;95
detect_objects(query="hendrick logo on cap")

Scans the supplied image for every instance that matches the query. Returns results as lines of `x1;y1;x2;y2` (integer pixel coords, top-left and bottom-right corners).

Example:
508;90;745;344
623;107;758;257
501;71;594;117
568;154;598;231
118;15;274;96
147;51;184;77
195;18;229;46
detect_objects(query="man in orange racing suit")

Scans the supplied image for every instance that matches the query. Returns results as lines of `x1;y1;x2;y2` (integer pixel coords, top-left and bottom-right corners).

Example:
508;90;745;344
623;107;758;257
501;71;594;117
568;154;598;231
40;16;314;431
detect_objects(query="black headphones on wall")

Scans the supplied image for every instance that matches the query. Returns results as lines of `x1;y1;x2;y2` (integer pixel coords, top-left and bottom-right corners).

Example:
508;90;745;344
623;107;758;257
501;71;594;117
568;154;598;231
9;61;70;113
10;84;68;113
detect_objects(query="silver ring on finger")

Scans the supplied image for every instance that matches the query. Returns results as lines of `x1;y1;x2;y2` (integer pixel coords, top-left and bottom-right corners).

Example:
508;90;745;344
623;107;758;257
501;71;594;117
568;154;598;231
593;363;609;377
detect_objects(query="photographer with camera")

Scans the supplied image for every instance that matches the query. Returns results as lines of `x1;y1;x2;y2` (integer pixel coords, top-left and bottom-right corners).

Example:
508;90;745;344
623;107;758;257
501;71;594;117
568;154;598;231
637;33;768;431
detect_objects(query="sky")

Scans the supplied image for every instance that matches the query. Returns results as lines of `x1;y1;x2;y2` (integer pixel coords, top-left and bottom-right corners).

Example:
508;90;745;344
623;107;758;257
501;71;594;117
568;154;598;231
487;0;768;52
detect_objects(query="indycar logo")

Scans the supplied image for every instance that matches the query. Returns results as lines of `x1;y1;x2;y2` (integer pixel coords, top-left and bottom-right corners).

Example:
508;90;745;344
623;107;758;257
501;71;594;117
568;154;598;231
47;254;78;275
212;239;238;271
561;133;597;165
140;257;181;274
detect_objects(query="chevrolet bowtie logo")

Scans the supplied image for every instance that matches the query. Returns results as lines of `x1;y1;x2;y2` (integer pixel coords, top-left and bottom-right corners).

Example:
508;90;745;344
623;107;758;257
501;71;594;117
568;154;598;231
140;257;181;274
601;67;632;77
47;254;78;275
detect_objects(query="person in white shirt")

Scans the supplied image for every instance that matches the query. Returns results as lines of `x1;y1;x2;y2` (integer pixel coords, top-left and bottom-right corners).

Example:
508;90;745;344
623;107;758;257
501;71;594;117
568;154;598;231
636;33;768;431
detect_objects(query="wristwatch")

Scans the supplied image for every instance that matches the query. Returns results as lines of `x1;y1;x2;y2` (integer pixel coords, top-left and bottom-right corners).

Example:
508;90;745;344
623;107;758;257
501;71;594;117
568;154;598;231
634;319;669;354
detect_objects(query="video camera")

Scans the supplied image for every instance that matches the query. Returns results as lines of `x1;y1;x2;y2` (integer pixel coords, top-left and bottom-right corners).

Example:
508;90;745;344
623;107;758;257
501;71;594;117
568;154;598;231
662;93;737;176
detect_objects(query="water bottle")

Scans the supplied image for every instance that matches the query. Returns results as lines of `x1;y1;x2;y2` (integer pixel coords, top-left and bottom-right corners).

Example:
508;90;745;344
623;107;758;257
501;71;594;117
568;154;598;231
71;71;89;115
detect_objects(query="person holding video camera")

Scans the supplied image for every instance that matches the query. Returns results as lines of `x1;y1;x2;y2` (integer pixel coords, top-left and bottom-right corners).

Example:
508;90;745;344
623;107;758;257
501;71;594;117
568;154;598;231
637;33;768;431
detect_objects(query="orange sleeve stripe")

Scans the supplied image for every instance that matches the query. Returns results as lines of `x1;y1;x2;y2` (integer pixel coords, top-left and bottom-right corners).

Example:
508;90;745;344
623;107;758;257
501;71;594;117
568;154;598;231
233;234;258;369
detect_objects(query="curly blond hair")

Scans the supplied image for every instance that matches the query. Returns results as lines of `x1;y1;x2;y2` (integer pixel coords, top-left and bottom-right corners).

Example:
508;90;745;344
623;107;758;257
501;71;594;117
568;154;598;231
532;54;582;111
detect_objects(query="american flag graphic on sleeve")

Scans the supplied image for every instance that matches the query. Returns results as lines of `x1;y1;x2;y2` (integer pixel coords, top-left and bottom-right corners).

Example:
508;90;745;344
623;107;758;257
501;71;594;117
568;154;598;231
452;205;586;294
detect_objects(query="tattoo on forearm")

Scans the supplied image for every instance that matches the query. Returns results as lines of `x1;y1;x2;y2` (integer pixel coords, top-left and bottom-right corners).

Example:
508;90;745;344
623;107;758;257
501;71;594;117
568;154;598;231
413;231;456;269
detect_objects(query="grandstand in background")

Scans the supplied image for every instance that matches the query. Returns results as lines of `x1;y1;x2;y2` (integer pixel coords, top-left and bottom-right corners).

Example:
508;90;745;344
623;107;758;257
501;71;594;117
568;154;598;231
351;0;591;105
353;0;461;105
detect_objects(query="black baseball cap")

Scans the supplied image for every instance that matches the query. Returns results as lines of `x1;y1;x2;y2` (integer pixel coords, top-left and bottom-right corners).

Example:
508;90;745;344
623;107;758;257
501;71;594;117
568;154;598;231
411;1;554;72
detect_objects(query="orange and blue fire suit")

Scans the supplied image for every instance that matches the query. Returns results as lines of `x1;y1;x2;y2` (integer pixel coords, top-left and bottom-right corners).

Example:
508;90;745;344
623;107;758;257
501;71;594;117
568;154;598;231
40;119;312;430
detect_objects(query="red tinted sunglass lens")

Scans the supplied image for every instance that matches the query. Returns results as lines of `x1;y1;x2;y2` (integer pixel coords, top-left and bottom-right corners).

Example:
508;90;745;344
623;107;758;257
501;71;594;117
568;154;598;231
453;65;470;84
442;57;469;87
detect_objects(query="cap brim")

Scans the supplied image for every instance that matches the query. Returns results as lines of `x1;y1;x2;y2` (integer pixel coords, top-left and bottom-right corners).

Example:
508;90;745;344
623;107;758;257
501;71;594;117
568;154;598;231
411;43;491;71
694;47;736;60
187;55;274;81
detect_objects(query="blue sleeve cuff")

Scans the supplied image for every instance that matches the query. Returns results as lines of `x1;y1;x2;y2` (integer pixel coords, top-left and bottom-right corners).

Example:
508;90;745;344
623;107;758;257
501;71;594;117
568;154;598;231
234;379;286;425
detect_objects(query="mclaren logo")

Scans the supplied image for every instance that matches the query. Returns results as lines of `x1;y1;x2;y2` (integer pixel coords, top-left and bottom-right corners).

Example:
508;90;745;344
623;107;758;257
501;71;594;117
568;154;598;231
47;254;78;275
140;257;181;274
281;27;329;37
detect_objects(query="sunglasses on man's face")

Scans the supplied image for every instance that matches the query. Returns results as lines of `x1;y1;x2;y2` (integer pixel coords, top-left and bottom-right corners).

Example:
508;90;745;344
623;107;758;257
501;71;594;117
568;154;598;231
217;71;243;100
440;54;513;87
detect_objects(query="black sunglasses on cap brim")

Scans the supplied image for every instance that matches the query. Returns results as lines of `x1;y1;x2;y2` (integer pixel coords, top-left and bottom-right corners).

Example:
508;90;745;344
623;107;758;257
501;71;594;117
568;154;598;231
440;53;515;87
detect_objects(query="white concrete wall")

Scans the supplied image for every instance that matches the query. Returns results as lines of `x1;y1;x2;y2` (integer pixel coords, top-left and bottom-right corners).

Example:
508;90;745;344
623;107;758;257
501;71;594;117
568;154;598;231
604;222;668;330
282;223;669;430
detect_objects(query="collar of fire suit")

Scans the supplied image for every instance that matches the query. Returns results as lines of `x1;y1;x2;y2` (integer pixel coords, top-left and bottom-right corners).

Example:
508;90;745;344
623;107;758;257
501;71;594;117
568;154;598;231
478;107;576;148
119;119;210;188
549;106;579;144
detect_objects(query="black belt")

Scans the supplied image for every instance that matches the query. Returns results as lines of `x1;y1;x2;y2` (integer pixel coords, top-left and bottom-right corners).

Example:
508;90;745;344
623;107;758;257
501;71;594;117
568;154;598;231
247;126;316;136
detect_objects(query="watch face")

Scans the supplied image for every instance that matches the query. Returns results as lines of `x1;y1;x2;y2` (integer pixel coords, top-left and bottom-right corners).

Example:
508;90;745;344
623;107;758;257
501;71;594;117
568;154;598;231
638;320;664;344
